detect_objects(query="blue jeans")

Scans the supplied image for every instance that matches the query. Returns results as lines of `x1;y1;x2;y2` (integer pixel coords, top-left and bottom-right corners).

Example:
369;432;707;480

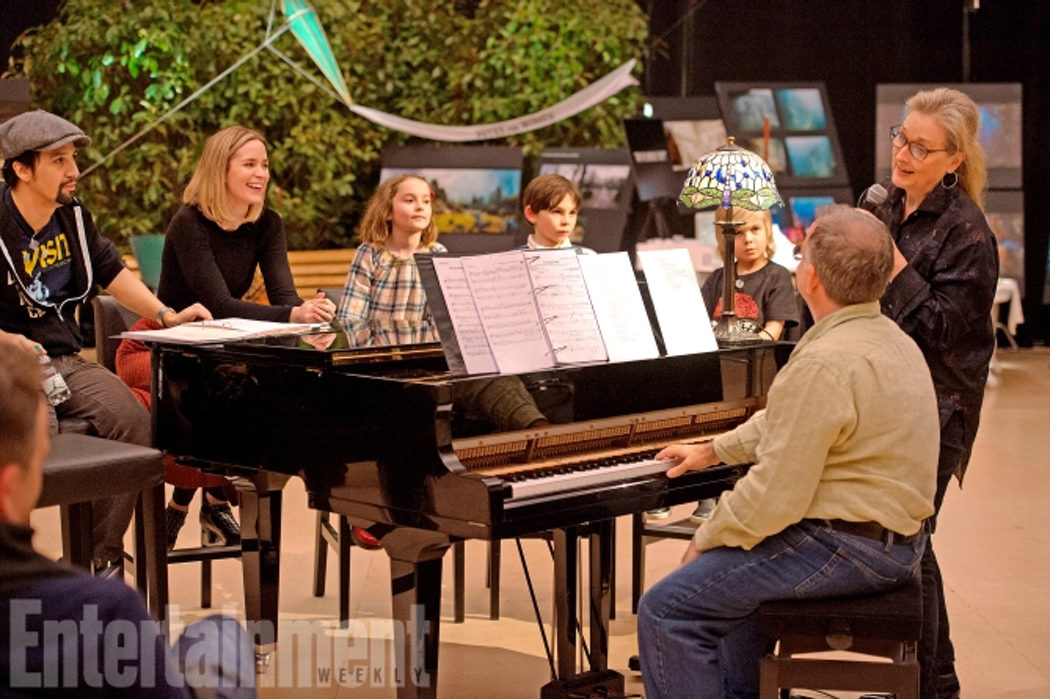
637;519;927;699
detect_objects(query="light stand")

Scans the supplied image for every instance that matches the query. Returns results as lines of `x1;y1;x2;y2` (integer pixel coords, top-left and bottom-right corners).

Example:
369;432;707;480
711;209;764;346
678;137;782;348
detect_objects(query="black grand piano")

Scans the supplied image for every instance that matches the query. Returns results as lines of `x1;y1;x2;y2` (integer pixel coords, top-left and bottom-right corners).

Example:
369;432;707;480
151;329;785;698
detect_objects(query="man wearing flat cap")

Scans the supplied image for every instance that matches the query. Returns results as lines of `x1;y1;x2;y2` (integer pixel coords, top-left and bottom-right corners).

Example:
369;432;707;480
0;110;211;576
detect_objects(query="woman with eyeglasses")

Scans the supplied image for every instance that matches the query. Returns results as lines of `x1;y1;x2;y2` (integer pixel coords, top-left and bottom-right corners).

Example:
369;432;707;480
865;87;998;699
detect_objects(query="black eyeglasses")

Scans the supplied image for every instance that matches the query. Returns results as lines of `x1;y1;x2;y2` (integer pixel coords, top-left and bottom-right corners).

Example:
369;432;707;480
890;125;950;162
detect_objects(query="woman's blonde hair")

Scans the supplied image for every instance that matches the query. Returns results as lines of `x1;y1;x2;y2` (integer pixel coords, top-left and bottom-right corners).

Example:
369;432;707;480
714;208;776;259
905;87;988;209
183;125;268;228
358;174;439;248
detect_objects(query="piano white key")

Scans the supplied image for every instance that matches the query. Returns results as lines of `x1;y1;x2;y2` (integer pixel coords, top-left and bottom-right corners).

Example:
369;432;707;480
507;456;673;500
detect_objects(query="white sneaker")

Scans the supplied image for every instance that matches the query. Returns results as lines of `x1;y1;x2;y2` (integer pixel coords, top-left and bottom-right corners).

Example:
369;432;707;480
645;507;672;520
690;498;717;523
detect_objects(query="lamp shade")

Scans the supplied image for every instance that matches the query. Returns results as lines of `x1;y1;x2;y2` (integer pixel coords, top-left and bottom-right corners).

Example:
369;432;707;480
679;137;782;212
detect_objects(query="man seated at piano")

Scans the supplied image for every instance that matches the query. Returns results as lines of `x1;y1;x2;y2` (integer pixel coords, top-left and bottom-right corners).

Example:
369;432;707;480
637;205;939;699
115;125;335;552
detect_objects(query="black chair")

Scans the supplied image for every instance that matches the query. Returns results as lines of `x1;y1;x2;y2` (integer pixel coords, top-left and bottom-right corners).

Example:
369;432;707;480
92;294;242;608
37;433;168;619
756;575;922;699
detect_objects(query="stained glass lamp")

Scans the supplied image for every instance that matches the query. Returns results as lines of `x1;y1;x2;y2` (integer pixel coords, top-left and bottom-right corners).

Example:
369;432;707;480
680;137;782;346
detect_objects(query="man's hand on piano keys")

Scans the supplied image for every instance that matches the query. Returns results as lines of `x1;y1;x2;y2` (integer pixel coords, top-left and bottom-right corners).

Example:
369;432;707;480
657;442;720;478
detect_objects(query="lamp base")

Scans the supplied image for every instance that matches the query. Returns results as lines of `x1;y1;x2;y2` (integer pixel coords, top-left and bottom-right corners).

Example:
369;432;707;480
713;314;767;347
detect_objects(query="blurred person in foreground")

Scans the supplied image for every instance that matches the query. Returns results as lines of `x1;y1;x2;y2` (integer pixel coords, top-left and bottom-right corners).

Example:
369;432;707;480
0;343;254;698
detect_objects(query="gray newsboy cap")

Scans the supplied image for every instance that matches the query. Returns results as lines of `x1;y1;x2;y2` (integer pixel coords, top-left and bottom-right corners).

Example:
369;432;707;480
0;110;91;161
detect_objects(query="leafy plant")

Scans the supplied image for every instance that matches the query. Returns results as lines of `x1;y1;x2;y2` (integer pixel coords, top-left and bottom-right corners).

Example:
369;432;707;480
11;0;647;250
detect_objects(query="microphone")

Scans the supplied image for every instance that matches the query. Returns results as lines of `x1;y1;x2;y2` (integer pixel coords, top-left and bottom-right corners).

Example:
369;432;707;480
857;183;888;212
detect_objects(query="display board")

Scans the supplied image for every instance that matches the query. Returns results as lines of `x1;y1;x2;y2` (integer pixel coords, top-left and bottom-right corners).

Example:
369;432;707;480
536;147;633;252
985;189;1025;286
715;81;850;189
380;145;523;254
874;83;1022;190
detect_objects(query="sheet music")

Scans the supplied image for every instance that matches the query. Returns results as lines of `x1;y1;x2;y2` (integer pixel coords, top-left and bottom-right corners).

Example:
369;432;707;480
462;252;553;374
120;318;323;344
577;252;659;362
638;248;718;355
523;249;608;364
431;257;498;375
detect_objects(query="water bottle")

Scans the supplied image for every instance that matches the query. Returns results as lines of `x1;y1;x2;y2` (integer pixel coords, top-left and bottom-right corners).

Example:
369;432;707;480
40;353;72;406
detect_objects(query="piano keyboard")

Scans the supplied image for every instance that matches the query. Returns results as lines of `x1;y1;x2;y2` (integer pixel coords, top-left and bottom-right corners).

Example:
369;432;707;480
454;400;749;502
502;447;672;500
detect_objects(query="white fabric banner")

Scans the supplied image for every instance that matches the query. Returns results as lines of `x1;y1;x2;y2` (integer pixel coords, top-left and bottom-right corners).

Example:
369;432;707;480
346;59;638;142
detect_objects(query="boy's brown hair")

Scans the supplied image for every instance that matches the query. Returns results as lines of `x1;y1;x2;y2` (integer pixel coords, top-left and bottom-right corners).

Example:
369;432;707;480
522;173;581;214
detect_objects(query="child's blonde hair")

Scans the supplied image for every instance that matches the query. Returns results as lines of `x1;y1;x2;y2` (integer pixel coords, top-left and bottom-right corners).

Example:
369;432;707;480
358;173;439;248
714;207;776;259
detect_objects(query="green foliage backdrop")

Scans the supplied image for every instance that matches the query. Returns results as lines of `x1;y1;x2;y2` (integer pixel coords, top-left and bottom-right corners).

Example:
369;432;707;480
11;0;648;250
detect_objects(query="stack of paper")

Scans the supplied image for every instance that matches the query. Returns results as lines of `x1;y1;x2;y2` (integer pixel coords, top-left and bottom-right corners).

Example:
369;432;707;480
120;318;326;345
424;247;715;376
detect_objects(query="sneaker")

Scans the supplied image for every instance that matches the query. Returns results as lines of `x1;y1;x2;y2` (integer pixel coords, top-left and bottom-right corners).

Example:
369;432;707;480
93;556;124;579
200;501;241;546
349;526;382;550
645;507;671;520
690;497;717;523
938;670;961;699
165;505;187;551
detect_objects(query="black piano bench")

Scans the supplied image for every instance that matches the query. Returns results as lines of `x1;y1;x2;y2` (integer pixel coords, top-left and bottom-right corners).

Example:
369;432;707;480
756;573;922;699
36;433;168;620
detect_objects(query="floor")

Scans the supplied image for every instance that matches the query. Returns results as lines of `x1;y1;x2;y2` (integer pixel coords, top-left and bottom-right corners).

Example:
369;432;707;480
29;345;1050;698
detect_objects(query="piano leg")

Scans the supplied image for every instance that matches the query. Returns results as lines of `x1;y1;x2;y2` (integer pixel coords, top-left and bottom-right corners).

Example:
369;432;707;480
543;525;624;699
551;523;616;675
587;519;614;672
552;527;580;678
453;540;465;623
386;532;451;699
237;472;289;663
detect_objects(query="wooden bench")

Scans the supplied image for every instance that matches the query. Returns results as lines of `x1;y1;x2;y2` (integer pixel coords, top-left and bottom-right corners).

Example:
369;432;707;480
757;574;923;698
122;248;355;304
285;248;354;300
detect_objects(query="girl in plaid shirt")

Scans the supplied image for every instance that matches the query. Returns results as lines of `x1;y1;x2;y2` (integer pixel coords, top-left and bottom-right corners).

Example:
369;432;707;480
336;174;447;345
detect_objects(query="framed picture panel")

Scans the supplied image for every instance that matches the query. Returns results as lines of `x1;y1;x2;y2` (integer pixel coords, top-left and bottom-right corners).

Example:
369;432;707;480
381;145;523;254
715;81;851;189
984;189;1025;287
536;148;634;252
874;83;1022;189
